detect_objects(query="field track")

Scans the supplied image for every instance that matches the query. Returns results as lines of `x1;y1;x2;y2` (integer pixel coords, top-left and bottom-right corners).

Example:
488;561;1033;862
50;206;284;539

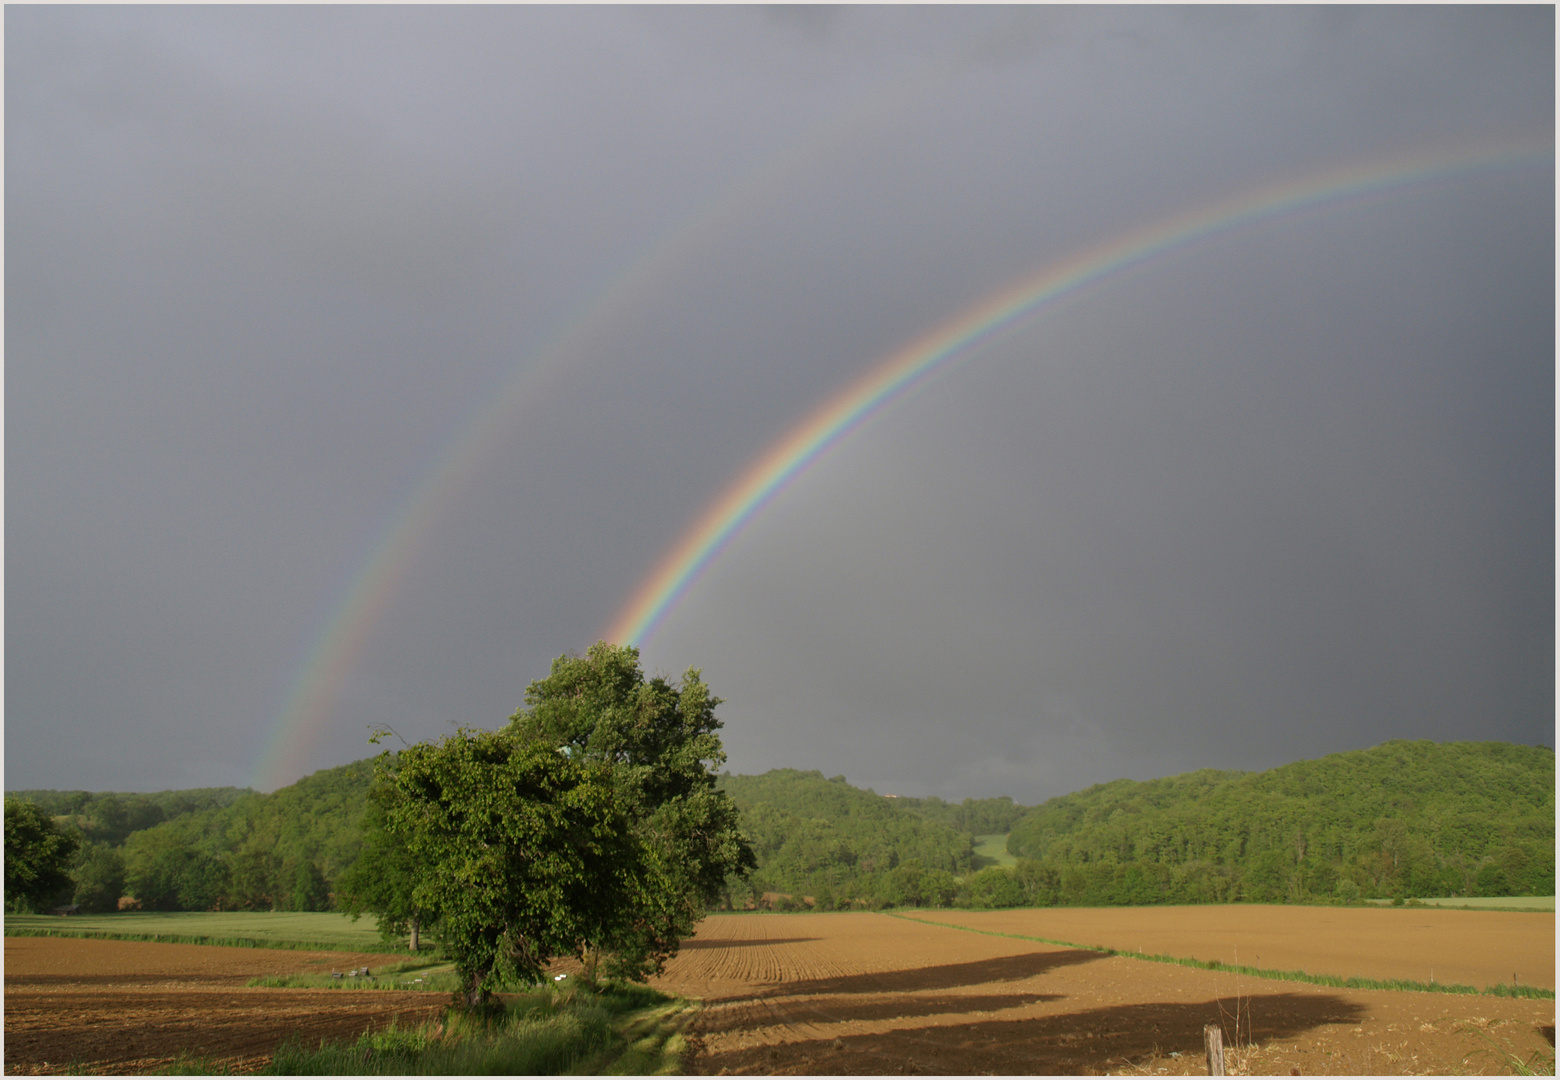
649;910;1555;1075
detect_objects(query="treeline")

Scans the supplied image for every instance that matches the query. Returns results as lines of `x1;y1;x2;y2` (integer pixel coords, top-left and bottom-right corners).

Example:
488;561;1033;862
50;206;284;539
7;739;1552;916
9;787;252;847
716;770;987;909
998;740;1554;906
8;762;377;913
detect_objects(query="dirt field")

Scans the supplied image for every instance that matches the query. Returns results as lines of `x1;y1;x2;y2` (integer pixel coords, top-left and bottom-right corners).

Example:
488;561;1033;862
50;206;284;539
905;905;1556;991
3;937;443;1074
6;907;1555;1075
650;911;1556;1075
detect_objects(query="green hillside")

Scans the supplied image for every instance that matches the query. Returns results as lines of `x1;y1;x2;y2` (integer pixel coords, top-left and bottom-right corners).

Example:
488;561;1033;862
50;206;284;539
10;787;253;847
1006;740;1554;905
716;770;980;909
8;760;379;914
9;739;1551;915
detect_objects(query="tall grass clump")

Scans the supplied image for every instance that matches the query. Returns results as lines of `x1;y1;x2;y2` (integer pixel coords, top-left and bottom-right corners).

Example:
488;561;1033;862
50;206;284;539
266;981;685;1076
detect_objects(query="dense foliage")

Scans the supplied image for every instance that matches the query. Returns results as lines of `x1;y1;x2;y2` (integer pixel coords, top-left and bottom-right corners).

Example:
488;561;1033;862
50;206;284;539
41;761;378;912
361;644;755;1008
896;794;1031;836
510;644;755;982
4;798;80;912
10;738;1550;917
1001;740;1554;905
716;770;980;909
8;787;252;848
382;726;640;1008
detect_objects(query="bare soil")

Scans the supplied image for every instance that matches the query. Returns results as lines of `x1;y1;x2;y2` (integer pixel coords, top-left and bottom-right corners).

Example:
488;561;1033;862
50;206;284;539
3;936;443;1075
906;905;1555;991
649;911;1556;1075
6;907;1553;1075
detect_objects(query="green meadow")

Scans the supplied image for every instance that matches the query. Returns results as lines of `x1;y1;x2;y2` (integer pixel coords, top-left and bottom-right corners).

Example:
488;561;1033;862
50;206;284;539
1363;895;1554;912
3;910;407;952
972;833;1017;870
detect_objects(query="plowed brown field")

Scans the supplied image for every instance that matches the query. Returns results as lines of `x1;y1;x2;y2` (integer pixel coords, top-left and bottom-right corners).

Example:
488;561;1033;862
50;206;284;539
905;905;1555;991
5;906;1555;1075
649;911;1556;1075
3;937;442;1075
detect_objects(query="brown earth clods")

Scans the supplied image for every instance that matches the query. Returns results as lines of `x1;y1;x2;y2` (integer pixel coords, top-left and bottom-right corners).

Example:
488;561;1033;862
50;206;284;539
647;909;1556;1075
3;937;443;1075
5;905;1555;1075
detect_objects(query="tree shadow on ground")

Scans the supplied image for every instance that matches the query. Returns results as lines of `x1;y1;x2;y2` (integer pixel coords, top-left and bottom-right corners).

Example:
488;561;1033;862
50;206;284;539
694;991;1369;1075
695;990;1065;1033
708;948;1101;1003
680;937;821;950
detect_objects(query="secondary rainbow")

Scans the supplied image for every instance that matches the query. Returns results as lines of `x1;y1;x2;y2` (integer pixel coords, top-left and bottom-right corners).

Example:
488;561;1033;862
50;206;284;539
249;68;951;792
604;136;1552;648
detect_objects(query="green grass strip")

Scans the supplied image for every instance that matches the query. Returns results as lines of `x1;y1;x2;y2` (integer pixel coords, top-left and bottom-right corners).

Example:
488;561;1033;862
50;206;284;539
4;926;398;954
885;911;1555;1000
263;982;691;1075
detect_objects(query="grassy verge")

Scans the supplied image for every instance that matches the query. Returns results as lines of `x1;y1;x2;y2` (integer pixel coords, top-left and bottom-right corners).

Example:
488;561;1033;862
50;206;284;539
264;981;694;1075
887;912;1555;1000
1363;896;1555;912
4;911;427;953
247;959;461;992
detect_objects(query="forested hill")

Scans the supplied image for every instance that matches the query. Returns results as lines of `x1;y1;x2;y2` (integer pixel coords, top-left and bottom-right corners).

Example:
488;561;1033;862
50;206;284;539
8;760;378;913
715;769;1028;908
7;787;253;847
1006;740;1554;902
9;740;1551;914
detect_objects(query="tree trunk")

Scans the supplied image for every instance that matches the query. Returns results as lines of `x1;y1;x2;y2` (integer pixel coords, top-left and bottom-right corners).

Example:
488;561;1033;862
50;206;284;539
408;915;420;952
461;970;493;1012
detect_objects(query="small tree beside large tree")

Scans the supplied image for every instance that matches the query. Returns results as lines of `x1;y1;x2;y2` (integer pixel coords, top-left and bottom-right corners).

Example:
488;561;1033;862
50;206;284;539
369;643;754;1010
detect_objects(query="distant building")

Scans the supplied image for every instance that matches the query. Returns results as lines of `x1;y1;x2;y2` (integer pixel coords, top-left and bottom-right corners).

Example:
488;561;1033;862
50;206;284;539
51;904;81;916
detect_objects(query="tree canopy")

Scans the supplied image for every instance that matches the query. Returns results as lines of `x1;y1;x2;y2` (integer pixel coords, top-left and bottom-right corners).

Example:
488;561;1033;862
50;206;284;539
5;798;80;912
370;643;754;1008
1004;740;1554;904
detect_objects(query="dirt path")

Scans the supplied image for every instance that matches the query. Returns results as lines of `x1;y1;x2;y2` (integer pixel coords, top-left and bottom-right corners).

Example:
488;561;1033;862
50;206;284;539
3;937;443;1074
651;912;1556;1075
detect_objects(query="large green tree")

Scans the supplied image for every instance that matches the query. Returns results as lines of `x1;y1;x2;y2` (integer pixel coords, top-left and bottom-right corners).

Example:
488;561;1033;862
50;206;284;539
381;727;641;1009
509;642;756;981
5;798;80;912
375;642;754;1009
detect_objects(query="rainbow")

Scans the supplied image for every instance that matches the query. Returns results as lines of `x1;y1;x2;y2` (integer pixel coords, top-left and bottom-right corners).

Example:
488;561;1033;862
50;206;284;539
604;136;1553;649
250;69;949;792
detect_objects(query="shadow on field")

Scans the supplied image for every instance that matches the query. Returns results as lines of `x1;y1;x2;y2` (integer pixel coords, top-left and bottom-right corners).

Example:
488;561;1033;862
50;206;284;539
714;948;1100;1002
680;937;821;950
696;990;1065;1033
693;991;1368;1075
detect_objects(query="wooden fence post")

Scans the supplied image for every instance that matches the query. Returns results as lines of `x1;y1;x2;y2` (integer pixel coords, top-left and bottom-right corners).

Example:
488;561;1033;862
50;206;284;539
1204;1023;1225;1076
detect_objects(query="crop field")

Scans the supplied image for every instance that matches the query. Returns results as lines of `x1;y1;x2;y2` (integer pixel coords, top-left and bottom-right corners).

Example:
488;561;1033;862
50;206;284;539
649;910;1555;1075
903;905;1555;992
4;910;399;951
6;906;1555;1075
3;936;438;1074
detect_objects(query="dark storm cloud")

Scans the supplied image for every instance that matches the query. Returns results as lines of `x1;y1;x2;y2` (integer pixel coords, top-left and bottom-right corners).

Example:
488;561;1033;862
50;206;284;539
6;7;1551;798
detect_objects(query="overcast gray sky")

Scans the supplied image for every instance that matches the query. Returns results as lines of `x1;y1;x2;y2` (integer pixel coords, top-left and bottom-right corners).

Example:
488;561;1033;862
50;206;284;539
7;6;1553;801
